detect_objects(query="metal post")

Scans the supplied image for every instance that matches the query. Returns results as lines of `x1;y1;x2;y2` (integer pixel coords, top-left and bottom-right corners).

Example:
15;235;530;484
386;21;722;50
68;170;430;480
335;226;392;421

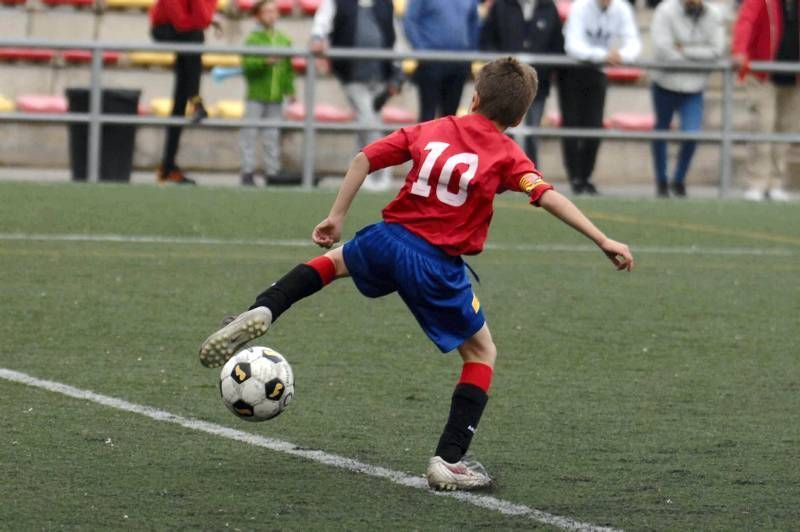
301;53;317;189
87;45;103;183
718;63;735;198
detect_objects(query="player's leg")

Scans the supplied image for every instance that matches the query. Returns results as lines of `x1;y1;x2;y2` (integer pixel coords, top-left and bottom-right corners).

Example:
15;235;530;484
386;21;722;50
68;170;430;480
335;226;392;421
198;247;349;367
426;324;496;491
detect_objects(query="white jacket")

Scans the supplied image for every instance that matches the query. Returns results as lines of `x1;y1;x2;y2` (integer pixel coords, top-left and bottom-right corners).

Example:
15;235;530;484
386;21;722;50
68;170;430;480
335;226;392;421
563;0;641;63
650;0;725;93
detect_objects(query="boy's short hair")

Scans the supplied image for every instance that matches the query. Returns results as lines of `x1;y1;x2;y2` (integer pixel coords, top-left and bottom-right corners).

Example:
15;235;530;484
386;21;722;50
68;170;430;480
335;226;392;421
251;0;274;15
474;57;538;128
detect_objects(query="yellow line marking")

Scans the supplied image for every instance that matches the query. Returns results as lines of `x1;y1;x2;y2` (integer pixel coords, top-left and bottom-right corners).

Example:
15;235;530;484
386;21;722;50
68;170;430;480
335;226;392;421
494;200;800;247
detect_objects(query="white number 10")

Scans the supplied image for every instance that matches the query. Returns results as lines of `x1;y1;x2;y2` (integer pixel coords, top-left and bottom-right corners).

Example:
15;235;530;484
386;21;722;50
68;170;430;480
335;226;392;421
410;141;479;207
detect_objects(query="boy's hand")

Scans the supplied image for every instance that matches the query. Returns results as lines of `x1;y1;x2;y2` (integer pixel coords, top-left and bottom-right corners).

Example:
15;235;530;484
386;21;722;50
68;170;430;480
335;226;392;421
599;238;634;271
312;216;343;248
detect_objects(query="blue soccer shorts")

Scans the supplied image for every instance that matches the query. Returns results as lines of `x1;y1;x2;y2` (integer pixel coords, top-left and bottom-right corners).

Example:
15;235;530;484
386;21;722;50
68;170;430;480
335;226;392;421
342;222;485;353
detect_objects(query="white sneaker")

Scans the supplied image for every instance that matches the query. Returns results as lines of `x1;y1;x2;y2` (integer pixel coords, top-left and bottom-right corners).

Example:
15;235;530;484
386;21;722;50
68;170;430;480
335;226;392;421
361;173;392;192
767;188;791;202
198;307;272;368
743;188;766;201
425;456;494;491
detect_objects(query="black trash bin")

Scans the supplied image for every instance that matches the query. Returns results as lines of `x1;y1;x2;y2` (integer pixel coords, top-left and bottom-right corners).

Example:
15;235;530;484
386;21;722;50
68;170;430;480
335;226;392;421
66;88;141;182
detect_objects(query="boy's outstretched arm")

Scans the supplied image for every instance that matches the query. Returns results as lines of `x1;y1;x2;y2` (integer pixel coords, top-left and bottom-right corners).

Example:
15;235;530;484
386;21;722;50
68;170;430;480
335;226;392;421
312;152;371;248
537;189;635;271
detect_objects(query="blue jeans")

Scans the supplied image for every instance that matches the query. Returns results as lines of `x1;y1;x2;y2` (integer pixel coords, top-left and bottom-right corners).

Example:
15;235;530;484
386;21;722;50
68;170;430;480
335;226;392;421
651;84;704;185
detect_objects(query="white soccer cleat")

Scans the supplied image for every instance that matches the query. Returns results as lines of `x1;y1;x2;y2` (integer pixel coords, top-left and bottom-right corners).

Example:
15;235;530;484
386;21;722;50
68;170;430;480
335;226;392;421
743;188;765;202
767;188;791;202
198;307;272;368
425;456;494;491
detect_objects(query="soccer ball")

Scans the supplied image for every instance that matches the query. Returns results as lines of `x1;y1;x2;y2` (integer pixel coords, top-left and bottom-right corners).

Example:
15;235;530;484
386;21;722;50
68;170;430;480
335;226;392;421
219;346;295;422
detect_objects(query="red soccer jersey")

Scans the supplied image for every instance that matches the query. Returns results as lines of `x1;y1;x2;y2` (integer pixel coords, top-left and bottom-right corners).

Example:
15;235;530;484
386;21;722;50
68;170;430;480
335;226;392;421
362;113;553;256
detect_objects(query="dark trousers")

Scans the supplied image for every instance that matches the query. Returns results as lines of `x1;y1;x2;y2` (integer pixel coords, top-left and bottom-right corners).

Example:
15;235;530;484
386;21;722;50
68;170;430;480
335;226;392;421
152;25;204;172
557;67;607;185
413;61;469;122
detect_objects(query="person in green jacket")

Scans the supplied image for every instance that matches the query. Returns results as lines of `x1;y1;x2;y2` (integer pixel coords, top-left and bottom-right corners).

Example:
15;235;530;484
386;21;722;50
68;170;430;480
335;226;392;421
240;0;296;186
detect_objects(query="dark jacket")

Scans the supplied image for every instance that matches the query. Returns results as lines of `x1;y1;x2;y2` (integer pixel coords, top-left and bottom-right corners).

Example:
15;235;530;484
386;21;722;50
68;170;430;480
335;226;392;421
479;0;564;99
329;0;397;83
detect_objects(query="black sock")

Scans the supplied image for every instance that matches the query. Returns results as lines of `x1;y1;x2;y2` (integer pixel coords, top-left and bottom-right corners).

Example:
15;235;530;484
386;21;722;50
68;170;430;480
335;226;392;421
435;383;489;464
249;264;324;321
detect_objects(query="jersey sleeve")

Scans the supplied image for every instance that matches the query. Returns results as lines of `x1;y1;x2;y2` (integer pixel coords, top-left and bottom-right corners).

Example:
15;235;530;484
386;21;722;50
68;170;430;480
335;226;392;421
361;125;417;173
498;142;554;206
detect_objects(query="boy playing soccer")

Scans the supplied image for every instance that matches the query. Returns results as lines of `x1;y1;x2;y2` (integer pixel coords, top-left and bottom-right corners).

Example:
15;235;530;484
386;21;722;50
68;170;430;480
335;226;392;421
239;0;295;186
200;57;634;491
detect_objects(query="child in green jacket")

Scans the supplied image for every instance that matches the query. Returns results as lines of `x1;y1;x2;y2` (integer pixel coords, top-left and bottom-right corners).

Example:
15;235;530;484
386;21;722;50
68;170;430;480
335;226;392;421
240;0;296;186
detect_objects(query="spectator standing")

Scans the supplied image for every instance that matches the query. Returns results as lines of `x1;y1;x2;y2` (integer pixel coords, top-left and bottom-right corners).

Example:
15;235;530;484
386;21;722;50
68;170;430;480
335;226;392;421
150;0;220;185
403;0;480;121
732;0;798;201
310;0;402;191
240;0;296;186
559;0;641;194
650;0;724;198
480;0;565;165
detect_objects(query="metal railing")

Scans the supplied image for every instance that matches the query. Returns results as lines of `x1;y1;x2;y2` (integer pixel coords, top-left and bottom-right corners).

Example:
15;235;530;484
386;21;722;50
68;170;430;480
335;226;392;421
1;37;800;195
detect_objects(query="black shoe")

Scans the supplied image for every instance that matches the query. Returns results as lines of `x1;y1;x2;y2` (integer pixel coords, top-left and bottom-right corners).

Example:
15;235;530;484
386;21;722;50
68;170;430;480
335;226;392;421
157;166;196;185
657;181;669;198
570;181;585;195
241;173;255;186
266;172;301;186
670;182;686;197
190;98;208;124
583;182;599;195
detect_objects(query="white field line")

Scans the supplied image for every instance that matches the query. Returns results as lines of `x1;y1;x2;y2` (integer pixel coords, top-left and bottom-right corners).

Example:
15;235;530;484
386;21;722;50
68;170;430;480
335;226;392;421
0;232;795;257
0;368;620;532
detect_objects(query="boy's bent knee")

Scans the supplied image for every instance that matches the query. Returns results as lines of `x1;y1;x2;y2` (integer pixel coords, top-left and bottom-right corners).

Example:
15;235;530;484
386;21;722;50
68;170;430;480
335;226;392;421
322;247;350;278
458;324;497;367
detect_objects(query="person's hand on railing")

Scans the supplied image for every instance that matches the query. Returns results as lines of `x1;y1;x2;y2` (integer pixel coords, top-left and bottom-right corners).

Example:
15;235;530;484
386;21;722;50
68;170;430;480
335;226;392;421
731;52;750;80
211;17;224;39
309;36;328;56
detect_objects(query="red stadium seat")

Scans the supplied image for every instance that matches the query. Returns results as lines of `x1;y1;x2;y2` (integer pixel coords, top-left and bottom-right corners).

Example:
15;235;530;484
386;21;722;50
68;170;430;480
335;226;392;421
606;112;655;130
556;0;571;21
62;50;122;65
291;56;306;74
0;0;27;5
298;0;319;15
290;56;332;76
0;48;56;62
381;105;414;124
277;0;294;15
284;102;354;122
16;95;68;113
604;66;644;83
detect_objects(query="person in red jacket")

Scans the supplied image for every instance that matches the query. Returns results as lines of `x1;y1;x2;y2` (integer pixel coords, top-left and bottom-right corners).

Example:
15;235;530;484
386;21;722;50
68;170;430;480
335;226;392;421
732;0;798;201
150;0;220;185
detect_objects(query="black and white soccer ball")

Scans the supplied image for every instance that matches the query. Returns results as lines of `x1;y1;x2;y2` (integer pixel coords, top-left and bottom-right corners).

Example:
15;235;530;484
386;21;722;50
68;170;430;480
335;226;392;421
219;346;295;422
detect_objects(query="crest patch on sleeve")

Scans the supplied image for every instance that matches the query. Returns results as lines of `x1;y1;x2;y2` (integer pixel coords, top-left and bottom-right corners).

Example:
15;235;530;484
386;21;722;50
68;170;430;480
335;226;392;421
520;175;548;193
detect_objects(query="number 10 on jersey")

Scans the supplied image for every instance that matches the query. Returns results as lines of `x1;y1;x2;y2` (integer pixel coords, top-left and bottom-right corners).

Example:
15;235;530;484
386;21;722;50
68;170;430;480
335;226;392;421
410;142;479;207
